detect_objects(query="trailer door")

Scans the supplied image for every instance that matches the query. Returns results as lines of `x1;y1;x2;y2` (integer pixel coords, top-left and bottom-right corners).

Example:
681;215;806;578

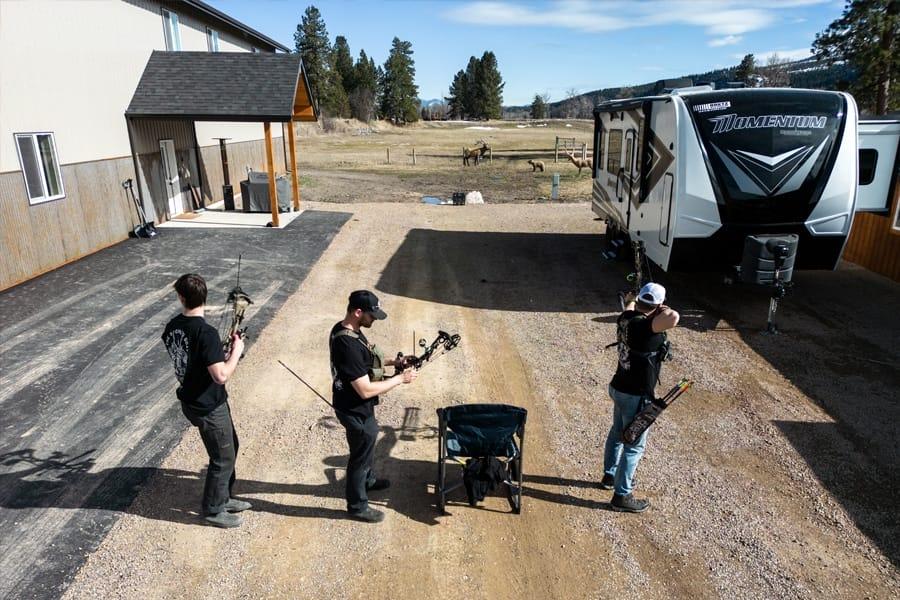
856;120;900;212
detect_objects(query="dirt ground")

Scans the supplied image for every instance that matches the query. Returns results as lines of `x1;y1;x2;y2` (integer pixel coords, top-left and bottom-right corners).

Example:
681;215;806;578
292;119;596;204
63;198;899;599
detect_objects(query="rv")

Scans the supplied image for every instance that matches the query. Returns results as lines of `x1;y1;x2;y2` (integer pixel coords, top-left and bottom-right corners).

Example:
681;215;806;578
590;86;897;280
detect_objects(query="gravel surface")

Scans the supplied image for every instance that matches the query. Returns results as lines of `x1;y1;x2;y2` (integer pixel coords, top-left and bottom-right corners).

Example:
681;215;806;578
63;202;899;599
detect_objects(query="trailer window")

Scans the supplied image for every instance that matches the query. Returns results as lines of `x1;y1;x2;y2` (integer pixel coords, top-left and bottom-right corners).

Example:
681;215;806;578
859;149;877;186
593;126;604;178
625;137;634;174
607;129;622;174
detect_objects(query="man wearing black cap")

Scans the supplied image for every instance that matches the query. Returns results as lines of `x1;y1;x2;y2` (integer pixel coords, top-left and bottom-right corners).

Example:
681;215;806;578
601;282;679;513
330;290;417;522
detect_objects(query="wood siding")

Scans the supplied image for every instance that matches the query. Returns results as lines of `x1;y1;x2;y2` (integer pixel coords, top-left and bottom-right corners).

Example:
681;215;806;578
197;136;287;204
0;156;139;291
843;184;900;282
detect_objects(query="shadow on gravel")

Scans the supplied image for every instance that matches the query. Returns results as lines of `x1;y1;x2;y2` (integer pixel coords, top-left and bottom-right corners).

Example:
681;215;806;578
672;265;900;569
377;230;626;313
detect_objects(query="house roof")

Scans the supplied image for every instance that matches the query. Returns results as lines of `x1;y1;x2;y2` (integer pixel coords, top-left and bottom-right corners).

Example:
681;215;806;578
182;0;290;53
125;51;317;122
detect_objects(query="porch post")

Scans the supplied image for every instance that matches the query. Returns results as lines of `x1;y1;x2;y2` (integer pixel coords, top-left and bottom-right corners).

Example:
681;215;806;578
288;121;300;210
264;121;280;227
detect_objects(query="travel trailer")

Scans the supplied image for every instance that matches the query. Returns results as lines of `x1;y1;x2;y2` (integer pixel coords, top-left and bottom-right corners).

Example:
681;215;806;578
591;86;899;282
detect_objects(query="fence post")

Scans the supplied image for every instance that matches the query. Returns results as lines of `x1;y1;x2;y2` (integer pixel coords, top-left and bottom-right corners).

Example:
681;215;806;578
555;136;559;163
489;147;493;164
413;147;416;165
387;147;391;164
581;142;586;161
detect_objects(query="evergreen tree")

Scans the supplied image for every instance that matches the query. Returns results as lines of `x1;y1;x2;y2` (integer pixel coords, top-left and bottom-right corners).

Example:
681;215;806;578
477;51;504;119
350;50;379;121
445;70;468;119
380;37;419;123
294;6;331;110
464;56;481;118
814;0;899;114
530;94;546;119
333;36;355;95
734;53;756;84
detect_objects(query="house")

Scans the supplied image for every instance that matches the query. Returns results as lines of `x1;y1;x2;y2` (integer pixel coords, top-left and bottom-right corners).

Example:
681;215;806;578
0;0;317;291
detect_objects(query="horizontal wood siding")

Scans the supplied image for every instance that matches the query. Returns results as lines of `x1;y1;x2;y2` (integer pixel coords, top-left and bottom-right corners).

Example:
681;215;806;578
0;156;139;291
843;183;900;282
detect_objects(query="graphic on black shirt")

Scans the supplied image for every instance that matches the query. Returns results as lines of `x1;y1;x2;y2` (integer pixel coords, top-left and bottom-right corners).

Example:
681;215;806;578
163;328;189;383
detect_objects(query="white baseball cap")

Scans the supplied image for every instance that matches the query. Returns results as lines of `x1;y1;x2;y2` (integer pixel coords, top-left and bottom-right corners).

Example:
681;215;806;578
638;282;666;305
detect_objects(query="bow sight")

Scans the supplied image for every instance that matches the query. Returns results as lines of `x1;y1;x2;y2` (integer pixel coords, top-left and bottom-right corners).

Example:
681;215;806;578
395;330;461;372
219;254;253;354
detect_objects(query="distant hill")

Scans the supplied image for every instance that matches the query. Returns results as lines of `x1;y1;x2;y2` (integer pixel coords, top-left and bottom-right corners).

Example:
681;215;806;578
502;57;858;119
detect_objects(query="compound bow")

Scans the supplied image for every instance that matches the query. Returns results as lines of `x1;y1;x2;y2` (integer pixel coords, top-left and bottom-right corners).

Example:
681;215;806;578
394;330;461;372
219;254;253;355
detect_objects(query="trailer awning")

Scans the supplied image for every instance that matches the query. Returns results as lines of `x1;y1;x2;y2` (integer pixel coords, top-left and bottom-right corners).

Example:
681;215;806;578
126;51;318;122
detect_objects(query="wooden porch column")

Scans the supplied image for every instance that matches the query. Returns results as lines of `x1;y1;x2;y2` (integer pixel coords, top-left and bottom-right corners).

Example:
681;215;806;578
264;121;279;228
288;121;300;210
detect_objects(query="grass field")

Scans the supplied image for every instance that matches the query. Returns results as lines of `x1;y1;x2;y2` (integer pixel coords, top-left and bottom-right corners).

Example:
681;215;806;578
294;119;597;203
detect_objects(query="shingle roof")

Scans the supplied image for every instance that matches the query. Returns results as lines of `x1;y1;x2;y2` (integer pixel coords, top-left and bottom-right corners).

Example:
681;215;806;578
126;51;313;122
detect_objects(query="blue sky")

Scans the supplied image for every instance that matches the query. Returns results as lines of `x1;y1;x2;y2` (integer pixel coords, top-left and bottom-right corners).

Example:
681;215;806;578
208;0;846;106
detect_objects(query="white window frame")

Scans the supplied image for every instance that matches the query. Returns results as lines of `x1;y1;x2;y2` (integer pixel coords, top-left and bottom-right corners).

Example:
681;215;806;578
162;8;181;51
14;132;66;205
206;27;219;52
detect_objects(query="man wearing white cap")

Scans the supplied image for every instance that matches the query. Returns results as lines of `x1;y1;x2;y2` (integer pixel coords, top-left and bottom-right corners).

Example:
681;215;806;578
601;282;679;513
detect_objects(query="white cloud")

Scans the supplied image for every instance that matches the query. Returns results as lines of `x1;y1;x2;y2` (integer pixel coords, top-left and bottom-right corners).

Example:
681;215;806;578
709;35;743;47
443;1;830;37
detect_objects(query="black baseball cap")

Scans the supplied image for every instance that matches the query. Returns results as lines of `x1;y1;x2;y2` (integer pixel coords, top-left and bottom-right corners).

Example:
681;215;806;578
348;290;387;320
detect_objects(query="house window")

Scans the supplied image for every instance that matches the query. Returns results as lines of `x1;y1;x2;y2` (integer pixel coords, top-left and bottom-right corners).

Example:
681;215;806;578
162;8;181;51
14;132;65;204
607;129;623;174
207;28;220;52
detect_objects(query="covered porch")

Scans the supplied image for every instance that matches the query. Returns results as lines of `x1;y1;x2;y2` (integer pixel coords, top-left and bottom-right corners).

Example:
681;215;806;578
125;51;317;228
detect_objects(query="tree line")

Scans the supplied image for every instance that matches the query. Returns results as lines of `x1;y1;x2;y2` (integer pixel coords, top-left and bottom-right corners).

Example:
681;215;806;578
294;5;419;123
444;52;505;120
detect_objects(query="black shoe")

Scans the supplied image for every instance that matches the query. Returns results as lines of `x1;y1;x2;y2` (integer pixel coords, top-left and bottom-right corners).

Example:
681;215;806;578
348;507;385;523
599;474;615;490
611;493;650;513
366;478;391;492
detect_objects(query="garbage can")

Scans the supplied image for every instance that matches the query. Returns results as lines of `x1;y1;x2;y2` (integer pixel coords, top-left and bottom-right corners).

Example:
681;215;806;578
223;185;235;211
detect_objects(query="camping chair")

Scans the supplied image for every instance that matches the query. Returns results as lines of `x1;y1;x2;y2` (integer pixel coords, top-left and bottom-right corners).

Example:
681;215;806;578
436;403;527;514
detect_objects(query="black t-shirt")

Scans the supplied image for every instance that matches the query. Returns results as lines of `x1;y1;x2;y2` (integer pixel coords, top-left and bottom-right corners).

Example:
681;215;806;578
162;314;227;415
610;310;667;397
329;322;378;417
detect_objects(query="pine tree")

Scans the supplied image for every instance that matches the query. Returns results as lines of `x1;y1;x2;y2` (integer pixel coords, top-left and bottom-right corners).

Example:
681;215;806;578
445;70;468;119
477;51;504;120
350;50;379;121
814;0;899;114
380;37;419;123
333;36;355;95
734;53;756;84
464;56;481;118
530;94;546;119
294;6;331;111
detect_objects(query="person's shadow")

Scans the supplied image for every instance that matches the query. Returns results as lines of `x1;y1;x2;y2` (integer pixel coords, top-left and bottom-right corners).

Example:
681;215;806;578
0;410;609;527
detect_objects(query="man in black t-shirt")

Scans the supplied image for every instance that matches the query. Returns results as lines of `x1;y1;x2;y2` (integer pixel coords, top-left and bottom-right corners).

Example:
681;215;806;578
330;290;417;523
162;273;249;528
601;282;679;513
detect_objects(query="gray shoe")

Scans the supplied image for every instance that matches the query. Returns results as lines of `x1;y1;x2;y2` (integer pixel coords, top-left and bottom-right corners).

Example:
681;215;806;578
611;493;650;513
204;511;243;528
348;507;384;523
224;498;252;513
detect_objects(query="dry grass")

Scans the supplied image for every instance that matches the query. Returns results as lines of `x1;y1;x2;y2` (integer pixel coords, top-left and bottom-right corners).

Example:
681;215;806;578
294;119;597;203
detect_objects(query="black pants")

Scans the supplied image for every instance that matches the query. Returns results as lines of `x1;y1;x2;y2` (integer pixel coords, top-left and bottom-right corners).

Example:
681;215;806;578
184;401;238;515
335;411;378;513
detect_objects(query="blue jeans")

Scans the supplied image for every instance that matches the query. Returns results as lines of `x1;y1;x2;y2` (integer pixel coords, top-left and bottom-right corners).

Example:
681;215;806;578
603;385;650;496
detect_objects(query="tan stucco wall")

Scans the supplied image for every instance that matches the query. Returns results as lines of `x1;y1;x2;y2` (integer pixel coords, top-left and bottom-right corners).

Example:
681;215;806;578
0;0;278;174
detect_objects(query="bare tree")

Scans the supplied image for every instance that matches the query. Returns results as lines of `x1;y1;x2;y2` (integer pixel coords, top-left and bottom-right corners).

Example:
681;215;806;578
761;53;791;87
